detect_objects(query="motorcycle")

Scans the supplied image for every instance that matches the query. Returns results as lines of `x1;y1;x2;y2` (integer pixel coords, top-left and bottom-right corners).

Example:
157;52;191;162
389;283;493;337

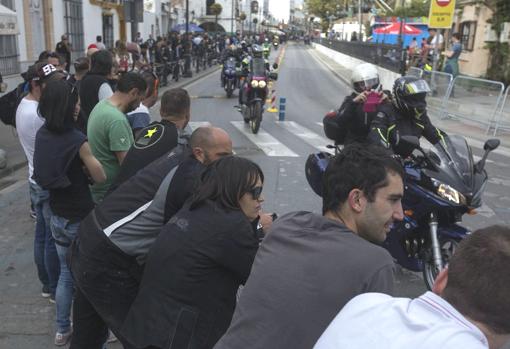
263;44;271;60
273;41;279;50
239;60;278;134
306;134;500;290
222;57;238;98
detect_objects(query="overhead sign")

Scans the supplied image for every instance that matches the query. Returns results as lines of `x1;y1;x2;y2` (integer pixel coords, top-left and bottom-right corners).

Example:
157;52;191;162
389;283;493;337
428;0;456;29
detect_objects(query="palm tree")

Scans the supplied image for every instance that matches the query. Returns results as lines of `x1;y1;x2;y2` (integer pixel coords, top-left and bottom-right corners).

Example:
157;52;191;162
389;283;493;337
210;3;223;33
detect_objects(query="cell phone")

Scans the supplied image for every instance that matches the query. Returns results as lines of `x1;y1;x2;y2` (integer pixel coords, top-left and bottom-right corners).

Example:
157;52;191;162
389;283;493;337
363;91;381;113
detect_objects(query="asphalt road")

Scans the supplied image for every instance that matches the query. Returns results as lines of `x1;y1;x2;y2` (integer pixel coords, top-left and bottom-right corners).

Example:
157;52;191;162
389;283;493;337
1;42;510;347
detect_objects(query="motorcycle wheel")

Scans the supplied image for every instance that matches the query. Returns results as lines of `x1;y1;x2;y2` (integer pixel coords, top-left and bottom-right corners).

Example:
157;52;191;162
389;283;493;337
422;238;459;290
226;82;233;98
250;101;262;134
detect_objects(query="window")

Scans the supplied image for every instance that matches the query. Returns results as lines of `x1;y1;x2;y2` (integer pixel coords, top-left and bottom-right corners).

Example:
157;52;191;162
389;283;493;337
0;0;15;10
459;21;476;51
206;0;215;15
103;15;114;49
64;0;84;54
0;35;19;75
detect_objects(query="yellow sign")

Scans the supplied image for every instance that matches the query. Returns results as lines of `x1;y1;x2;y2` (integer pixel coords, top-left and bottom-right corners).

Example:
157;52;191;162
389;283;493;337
428;0;456;29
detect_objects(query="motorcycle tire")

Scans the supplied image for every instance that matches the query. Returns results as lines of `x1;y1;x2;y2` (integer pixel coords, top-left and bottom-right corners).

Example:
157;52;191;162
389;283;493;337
250;101;262;134
422;237;459;290
226;86;233;98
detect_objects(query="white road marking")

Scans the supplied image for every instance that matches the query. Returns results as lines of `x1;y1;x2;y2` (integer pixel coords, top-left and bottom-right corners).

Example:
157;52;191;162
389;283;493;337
276;121;331;152
230;121;299;157
477;203;497;218
188;121;212;130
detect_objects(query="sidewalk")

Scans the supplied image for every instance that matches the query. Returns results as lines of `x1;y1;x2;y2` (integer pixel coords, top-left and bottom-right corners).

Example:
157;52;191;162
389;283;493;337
311;46;510;151
0;64;220;185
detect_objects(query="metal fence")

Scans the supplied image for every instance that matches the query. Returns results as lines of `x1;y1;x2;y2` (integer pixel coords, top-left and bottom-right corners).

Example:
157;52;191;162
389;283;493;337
407;67;422;78
421;70;453;117
493;86;510;135
0;35;20;76
441;76;505;132
319;39;404;74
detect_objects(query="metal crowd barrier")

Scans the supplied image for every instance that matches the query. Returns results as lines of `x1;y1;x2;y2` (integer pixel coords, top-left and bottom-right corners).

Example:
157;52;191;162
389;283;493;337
493;86;510;135
441;76;505;132
407;67;423;78
421;70;453;118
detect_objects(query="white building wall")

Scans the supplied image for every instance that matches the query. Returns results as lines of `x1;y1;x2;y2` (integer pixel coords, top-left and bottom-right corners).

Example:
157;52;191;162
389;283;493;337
14;0;28;68
52;0;66;44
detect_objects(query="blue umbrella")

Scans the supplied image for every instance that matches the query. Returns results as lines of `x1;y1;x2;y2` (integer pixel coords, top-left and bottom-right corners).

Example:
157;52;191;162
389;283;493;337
171;23;204;33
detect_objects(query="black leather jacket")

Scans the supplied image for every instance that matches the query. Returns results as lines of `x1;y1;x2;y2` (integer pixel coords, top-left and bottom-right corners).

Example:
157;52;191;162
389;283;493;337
323;93;383;145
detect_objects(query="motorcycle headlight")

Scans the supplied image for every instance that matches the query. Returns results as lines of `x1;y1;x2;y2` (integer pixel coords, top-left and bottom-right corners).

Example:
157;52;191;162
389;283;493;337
432;179;466;205
258;80;267;88
251;80;259;88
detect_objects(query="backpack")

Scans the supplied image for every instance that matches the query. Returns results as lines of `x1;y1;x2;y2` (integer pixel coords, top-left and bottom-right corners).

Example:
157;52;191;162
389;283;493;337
0;82;28;127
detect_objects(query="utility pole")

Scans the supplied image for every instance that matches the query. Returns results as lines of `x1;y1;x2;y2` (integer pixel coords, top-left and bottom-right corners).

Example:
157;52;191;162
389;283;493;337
231;0;234;34
358;0;362;41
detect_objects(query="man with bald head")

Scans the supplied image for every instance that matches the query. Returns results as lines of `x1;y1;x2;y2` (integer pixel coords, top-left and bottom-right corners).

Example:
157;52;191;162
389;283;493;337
69;126;233;349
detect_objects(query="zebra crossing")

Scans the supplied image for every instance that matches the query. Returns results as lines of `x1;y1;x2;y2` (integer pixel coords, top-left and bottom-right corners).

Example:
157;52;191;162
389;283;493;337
189;120;510;162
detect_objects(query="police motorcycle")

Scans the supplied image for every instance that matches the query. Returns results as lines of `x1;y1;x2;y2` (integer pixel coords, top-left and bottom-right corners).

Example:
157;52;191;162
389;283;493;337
306;130;500;291
222;56;238;98
237;46;278;134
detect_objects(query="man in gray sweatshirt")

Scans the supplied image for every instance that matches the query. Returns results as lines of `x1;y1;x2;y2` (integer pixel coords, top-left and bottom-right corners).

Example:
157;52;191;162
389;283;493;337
214;143;405;349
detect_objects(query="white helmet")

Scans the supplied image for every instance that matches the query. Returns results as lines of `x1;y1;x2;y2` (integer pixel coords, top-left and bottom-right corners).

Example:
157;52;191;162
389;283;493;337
350;63;380;93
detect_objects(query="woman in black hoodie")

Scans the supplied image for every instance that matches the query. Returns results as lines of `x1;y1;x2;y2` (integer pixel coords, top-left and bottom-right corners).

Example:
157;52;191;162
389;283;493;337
121;156;265;349
33;79;105;346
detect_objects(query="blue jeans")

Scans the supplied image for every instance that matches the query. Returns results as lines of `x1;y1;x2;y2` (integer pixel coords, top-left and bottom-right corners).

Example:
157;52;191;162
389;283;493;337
51;214;80;334
29;181;59;294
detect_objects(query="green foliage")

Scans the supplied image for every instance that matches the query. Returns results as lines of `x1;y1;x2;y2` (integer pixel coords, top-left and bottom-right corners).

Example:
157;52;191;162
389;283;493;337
486;0;510;85
209;3;223;16
391;0;430;18
305;0;345;32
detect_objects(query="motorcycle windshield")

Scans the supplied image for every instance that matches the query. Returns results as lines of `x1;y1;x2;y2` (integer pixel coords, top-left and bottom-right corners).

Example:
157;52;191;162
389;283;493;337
252;58;267;76
427;135;474;192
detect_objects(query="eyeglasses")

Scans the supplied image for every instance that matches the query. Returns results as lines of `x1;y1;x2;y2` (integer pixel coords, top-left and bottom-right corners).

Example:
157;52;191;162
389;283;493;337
248;186;263;200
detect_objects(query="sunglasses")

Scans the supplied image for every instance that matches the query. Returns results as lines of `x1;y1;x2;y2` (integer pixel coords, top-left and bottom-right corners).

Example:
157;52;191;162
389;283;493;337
248;186;263;200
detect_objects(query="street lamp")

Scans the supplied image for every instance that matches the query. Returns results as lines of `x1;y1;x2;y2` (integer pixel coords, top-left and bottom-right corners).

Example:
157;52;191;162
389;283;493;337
183;0;192;77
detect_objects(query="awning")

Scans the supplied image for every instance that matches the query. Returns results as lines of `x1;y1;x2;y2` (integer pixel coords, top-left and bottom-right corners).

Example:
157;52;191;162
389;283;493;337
0;4;18;35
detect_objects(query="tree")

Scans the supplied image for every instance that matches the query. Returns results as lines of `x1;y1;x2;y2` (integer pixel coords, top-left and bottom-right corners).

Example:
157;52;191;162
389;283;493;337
210;3;223;32
392;0;430;18
486;0;510;84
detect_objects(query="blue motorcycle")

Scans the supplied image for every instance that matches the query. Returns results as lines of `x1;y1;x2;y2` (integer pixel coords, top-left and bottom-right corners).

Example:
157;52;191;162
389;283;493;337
306;135;500;290
222;57;238;98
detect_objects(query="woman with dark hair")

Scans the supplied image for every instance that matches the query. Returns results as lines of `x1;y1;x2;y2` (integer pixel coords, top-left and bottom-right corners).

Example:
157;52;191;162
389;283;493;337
121;156;265;349
32;79;106;346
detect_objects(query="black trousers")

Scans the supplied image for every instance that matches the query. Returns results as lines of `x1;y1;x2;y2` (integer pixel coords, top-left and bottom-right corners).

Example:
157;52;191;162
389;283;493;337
69;215;142;349
69;244;140;349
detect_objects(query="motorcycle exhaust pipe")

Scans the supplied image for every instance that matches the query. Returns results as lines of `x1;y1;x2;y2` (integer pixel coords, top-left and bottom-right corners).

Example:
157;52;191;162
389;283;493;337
429;212;443;273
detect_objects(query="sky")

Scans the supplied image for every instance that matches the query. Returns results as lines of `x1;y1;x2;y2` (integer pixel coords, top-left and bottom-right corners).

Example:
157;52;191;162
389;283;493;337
269;0;290;22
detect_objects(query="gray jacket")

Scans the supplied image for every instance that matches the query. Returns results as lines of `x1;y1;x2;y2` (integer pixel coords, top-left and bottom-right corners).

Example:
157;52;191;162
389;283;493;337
214;211;395;349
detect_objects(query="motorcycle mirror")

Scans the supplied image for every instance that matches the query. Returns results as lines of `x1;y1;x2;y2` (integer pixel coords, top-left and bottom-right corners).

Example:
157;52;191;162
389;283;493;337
272;63;279;69
483;139;500;152
269;72;278;81
0;82;7;93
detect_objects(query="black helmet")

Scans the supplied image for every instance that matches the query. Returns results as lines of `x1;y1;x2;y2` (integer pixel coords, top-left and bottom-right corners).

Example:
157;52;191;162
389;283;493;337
305;152;332;197
392;76;431;119
252;44;263;58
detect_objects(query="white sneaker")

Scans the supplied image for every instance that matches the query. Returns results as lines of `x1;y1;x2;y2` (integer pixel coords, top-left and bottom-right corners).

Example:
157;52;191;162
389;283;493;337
54;331;72;346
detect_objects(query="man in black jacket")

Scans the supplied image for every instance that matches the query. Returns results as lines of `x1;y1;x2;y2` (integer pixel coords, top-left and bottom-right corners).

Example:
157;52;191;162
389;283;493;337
69;127;233;349
323;63;388;146
368;76;446;157
110;88;190;191
79;50;114;124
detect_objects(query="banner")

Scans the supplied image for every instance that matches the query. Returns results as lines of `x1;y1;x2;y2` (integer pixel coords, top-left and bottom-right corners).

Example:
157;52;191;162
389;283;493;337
428;0;456;29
